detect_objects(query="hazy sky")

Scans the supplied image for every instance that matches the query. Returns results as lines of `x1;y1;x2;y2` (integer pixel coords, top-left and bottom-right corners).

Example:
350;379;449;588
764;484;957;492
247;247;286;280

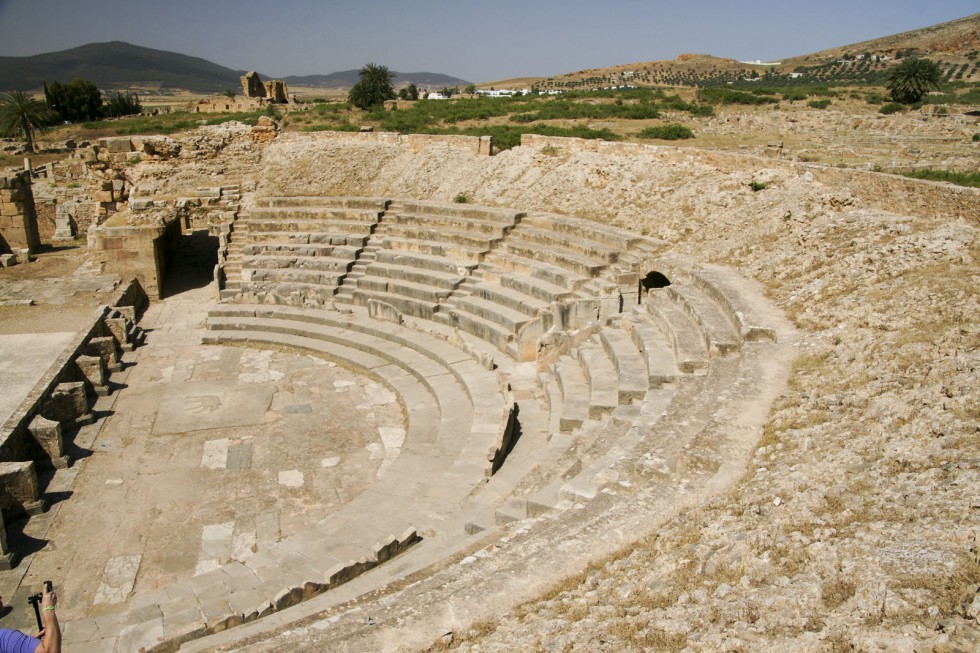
0;1;975;82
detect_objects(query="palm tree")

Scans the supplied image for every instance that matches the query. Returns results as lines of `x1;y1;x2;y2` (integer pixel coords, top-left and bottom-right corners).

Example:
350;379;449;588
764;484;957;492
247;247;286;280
0;90;53;153
348;63;396;109
887;58;942;104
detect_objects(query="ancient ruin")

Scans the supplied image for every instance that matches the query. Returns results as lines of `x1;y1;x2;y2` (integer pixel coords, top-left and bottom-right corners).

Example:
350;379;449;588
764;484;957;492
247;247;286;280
0;114;976;653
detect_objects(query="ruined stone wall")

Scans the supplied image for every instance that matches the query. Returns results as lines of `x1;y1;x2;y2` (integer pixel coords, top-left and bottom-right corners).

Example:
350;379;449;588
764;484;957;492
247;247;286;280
0;278;147;518
265;80;289;103
88;214;182;300
0;171;40;255
241;71;266;98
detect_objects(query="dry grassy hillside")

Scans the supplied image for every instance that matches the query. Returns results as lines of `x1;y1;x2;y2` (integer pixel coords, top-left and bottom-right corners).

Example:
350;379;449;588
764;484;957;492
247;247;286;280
249;133;979;652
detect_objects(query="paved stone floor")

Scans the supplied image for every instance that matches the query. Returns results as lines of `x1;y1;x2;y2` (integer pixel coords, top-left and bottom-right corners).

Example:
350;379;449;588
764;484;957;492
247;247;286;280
0;236;405;637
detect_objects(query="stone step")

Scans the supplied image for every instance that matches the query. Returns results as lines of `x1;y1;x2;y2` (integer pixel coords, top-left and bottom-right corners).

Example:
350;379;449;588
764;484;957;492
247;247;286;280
253;196;389;210
483;251;587;291
374;248;476;275
246;268;346;287
243;243;360;258
506;224;619;264
521;212;645;252
599;327;650;402
625;310;679;386
244;255;356;273
386;212;512;235
362;261;464;290
577;340;620;417
465;281;549;318
443;294;534;332
240;282;338;306
350;289;439;320
645;293;708;374
502;241;607;278
247;231;370;247
375;224;503;251
666;282;741;356
559;387;674;500
494;269;578;303
386;200;521;225
356;275;456;304
246;218;377;233
554;356;590;432
436;309;516;353
380;236;488;265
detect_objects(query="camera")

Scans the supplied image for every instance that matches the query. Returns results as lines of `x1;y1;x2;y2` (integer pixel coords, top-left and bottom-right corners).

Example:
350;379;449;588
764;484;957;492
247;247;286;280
28;581;52;631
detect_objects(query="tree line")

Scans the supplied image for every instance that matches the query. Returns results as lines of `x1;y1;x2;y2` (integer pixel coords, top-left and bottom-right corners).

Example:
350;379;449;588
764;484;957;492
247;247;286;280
0;78;142;152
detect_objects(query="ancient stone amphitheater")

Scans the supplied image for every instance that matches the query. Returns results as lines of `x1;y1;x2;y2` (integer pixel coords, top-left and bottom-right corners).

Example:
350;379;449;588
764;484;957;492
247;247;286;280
182;193;792;651
16;126;979;652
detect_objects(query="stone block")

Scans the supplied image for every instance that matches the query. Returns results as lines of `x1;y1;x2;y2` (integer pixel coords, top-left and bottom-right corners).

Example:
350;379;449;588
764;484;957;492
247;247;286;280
42;381;90;427
0;461;43;515
75;354;109;395
28;415;68;467
100;137;133;154
85;335;121;372
104;316;134;351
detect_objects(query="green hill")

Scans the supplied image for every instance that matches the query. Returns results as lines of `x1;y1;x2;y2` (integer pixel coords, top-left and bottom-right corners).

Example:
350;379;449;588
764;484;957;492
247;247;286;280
0;41;246;92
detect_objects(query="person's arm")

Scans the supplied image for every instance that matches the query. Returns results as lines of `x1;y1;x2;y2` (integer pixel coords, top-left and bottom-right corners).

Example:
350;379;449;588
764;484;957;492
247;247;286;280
34;585;60;653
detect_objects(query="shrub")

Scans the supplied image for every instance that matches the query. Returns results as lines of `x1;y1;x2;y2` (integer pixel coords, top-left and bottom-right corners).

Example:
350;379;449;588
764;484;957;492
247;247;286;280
454;193;470;203
696;87;779;105
879;102;904;115
808;99;832;109
638;124;694;140
973;133;979;142
896;169;980;188
750;180;767;191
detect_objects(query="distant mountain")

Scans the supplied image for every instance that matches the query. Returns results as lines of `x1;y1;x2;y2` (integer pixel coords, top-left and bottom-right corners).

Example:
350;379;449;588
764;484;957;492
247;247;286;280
0;41;247;92
0;41;470;94
283;70;471;89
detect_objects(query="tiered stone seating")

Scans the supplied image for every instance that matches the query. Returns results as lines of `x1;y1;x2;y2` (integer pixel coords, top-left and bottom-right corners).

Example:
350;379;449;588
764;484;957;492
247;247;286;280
140;197;792;653
335;201;521;321
236;197;387;305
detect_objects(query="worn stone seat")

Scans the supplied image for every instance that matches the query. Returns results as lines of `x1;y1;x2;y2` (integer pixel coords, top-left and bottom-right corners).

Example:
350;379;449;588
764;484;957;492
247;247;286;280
645;291;709;374
244;254;356;273
521;212;645;252
243;242;361;258
501;239;607;278
577;340;620;417
599;327;651;402
377;225;503;252
252;196;389;211
482;250;589;291
385;200;521;225
506;223;621;265
378;236;489;264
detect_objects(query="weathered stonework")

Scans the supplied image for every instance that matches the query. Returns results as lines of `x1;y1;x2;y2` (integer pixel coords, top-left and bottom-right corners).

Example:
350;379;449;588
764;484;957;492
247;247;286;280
0;170;41;254
88;213;182;300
